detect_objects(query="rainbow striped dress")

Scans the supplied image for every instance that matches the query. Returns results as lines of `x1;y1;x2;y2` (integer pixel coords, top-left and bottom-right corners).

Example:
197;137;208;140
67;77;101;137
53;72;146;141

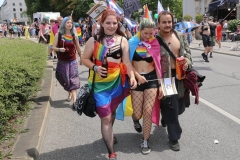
88;41;130;118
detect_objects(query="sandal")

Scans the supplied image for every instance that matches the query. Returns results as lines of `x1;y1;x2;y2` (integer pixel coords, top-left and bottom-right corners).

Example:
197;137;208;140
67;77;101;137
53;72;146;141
66;94;72;102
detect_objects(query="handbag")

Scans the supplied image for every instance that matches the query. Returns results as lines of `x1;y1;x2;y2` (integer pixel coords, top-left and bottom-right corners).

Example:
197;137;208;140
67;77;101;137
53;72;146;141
75;63;97;118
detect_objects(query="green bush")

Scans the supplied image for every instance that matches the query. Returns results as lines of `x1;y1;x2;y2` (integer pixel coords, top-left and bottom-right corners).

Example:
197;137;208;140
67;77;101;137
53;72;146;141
228;19;240;32
195;14;203;24
183;15;192;21
0;38;47;140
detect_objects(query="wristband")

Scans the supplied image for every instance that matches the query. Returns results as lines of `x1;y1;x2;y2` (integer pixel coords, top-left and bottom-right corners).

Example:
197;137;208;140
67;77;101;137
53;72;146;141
59;48;61;52
93;65;98;72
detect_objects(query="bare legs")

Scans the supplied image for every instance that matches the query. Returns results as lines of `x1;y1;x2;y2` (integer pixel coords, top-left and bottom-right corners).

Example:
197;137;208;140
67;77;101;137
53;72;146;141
101;114;115;154
216;39;221;49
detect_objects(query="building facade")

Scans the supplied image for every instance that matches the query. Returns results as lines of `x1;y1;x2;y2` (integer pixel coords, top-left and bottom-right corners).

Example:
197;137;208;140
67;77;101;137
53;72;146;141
0;0;29;24
183;0;240;22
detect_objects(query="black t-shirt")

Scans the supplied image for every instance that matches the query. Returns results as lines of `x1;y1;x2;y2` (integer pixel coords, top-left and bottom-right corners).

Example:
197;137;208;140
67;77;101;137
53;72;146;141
210;25;216;36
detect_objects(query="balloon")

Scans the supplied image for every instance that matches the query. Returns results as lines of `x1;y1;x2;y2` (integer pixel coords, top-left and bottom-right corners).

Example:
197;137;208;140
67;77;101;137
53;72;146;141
154;14;158;19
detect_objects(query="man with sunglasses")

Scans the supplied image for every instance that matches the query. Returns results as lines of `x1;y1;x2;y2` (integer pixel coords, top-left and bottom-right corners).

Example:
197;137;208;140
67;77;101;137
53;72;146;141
199;14;218;62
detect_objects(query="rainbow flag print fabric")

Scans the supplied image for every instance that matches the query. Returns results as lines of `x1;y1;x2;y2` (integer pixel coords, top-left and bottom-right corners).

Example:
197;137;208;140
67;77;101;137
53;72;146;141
88;61;130;118
93;41;108;61
63;35;73;43
76;27;82;43
136;45;147;58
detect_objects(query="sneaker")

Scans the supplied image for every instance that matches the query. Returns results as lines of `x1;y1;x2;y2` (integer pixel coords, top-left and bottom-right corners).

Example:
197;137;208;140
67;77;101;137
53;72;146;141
141;139;151;155
50;53;53;57
169;140;180;151
109;153;117;160
199;43;201;47
53;56;57;59
133;120;142;133
114;136;118;145
201;53;206;60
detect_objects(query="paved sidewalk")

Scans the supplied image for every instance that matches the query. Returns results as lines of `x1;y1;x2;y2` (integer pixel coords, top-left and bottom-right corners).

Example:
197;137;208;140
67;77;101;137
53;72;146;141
189;39;240;57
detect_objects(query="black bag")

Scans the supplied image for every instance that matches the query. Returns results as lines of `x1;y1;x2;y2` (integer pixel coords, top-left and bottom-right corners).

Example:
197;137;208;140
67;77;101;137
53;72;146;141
75;64;97;118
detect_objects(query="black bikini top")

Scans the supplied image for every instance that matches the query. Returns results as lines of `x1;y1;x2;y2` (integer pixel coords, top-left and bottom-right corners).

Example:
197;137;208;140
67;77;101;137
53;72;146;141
106;37;123;59
132;51;153;63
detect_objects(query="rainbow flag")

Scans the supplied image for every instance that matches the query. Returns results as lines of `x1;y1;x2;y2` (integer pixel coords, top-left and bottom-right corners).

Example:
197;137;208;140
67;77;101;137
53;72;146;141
143;4;152;20
88;61;130;118
93;41;108;61
136;45;147;58
63;35;73;43
76;27;82;43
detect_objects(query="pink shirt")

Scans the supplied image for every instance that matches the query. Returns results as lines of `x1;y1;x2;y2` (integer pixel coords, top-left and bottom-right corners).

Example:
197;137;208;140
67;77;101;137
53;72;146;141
40;24;50;35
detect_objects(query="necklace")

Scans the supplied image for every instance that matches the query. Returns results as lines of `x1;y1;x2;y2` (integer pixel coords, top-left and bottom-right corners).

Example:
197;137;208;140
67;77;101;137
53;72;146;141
104;34;115;46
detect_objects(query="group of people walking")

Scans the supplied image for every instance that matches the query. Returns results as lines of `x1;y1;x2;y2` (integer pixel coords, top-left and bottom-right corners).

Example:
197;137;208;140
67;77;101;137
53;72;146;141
52;8;193;160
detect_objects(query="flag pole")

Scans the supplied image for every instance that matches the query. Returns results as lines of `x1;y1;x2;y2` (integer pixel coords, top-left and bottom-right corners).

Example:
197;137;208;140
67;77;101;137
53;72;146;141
223;6;237;20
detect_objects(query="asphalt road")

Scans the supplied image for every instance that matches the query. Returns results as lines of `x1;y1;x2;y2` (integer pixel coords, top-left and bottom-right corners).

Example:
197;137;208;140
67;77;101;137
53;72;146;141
40;49;240;160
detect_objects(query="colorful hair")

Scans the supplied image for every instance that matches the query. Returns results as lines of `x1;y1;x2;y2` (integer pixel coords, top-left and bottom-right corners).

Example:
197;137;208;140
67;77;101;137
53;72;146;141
98;9;125;43
58;17;75;35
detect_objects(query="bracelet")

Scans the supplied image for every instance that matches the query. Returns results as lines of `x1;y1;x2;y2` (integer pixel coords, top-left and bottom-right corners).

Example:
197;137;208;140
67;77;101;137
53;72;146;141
92;65;96;71
93;65;98;72
59;48;61;52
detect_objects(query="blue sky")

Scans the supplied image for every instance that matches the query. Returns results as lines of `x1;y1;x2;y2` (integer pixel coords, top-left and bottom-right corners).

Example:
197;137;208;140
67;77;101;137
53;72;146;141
0;0;3;6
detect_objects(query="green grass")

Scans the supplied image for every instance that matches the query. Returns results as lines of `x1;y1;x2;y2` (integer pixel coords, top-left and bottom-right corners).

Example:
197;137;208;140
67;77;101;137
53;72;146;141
0;37;47;159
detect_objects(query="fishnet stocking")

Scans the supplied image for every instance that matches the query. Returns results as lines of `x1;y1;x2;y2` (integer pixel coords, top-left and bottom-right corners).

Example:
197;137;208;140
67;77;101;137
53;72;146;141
131;91;144;120
132;89;157;140
142;88;157;140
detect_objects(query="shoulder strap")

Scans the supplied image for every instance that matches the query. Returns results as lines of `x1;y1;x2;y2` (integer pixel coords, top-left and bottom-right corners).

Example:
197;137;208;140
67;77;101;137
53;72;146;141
90;59;96;94
72;33;76;45
156;36;176;61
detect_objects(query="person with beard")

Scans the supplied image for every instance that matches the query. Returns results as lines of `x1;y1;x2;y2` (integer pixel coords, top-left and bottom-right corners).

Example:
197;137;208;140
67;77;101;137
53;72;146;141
156;11;193;151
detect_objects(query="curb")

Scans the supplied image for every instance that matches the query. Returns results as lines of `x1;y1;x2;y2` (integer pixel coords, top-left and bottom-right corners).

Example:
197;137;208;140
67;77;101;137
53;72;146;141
190;47;240;57
11;59;54;160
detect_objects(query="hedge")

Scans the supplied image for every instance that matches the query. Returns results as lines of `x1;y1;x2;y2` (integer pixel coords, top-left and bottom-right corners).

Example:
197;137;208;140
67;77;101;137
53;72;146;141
0;38;47;140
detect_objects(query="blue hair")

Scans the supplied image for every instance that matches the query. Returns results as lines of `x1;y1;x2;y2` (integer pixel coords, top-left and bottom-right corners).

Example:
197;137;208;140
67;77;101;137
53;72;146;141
59;17;76;35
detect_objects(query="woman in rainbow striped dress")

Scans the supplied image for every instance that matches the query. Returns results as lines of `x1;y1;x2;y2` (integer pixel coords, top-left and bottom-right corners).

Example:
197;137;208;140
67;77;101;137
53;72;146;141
52;17;82;109
82;9;137;160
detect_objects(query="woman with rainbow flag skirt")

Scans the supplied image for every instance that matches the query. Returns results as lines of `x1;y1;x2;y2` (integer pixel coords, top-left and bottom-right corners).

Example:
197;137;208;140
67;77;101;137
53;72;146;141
52;17;82;109
128;18;163;155
82;9;137;160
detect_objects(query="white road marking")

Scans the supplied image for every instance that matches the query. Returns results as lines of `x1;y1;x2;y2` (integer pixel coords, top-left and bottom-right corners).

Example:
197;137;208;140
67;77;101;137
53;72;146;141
199;97;240;125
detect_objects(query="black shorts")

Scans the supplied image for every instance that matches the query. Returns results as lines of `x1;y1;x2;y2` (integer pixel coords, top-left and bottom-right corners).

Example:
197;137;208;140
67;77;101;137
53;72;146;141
202;34;212;47
134;70;158;92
